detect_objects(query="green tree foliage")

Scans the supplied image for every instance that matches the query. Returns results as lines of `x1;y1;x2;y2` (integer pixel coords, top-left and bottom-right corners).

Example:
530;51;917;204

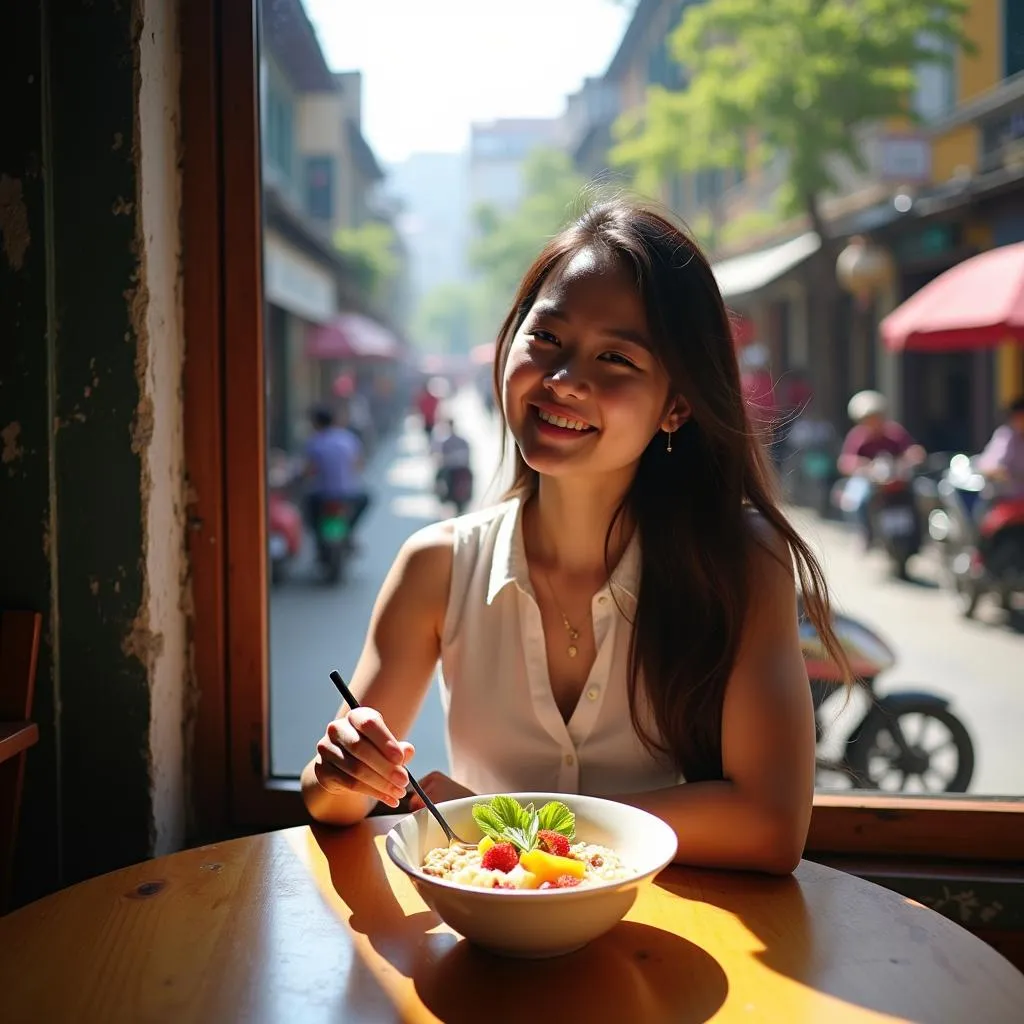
333;221;399;301
412;282;481;354
612;0;970;230
470;147;588;317
610;0;970;420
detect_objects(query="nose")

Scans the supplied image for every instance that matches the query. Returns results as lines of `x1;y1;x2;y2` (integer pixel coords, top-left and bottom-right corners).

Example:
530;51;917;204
544;359;589;400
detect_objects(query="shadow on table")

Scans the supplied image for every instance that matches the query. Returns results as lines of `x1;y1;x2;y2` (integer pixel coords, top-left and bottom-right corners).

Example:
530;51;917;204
658;865;965;1022
312;826;728;1024
412;923;728;1024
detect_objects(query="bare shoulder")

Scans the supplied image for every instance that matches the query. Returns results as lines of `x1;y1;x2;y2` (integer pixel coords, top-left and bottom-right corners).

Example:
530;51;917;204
392;520;455;597
743;507;797;587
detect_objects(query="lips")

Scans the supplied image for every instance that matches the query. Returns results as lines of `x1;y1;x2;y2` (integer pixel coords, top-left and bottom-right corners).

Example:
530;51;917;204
531;403;596;433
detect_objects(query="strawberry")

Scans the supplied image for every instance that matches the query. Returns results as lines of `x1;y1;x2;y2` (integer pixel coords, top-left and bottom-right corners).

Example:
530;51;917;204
537;830;571;858
481;841;519;874
538;874;582;890
553;874;582;888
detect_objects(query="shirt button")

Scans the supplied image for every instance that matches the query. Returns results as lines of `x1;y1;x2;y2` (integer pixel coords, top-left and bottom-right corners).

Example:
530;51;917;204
597;595;608;605
564;754;575;766
586;688;599;700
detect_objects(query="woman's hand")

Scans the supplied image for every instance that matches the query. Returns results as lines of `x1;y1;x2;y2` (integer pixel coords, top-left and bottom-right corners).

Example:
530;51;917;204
407;771;476;811
314;707;415;809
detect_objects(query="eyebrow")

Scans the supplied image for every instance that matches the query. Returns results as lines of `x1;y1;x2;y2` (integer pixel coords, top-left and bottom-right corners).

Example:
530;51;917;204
528;301;652;350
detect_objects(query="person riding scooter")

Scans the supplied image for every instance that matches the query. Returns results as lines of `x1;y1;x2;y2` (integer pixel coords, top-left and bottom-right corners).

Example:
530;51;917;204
838;391;926;568
303;404;371;572
432;417;474;514
978;394;1024;501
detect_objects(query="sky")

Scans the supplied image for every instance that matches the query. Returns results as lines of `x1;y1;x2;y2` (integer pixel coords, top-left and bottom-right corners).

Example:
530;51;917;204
303;0;632;166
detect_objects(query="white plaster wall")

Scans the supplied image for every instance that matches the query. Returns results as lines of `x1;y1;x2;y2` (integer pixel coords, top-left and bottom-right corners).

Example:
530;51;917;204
137;0;189;857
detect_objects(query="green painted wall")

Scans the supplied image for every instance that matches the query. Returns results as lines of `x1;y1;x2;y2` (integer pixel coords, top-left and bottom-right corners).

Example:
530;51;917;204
1;0;178;903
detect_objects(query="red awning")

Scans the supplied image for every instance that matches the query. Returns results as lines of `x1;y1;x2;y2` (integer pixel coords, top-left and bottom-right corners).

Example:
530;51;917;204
881;242;1024;352
306;314;401;361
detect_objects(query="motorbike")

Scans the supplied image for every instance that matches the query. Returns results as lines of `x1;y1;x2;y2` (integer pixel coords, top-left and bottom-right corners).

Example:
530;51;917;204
800;601;975;793
435;464;474;514
312;496;353;584
927;454;1024;617
267;450;303;586
268;491;302;586
836;454;923;578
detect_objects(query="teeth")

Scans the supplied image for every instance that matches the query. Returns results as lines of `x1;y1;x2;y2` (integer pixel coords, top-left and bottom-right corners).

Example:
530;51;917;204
538;408;590;431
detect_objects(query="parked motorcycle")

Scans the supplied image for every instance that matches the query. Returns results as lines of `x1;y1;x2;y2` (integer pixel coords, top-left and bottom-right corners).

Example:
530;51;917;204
267;450;303;586
928;454;1024;617
800;601;975;793
268;491;302;586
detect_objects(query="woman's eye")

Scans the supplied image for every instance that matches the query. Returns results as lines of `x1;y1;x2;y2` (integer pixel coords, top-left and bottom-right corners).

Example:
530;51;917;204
601;351;638;368
528;330;558;345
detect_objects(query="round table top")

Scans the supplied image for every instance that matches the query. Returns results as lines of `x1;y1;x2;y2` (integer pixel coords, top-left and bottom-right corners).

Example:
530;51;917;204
1;816;1022;1023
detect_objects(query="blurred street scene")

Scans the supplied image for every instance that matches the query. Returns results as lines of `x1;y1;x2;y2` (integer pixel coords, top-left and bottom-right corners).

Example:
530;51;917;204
259;0;1024;797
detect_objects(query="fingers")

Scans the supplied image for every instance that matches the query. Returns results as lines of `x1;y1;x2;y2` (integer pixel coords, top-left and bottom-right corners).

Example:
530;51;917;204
348;707;406;765
314;709;413;807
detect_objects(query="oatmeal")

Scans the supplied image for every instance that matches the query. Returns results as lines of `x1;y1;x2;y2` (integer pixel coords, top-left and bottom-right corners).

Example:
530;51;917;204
420;795;635;890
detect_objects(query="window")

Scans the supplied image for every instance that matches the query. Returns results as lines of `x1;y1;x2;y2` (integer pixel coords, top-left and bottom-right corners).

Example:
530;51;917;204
263;65;295;184
304;156;334;222
1006;0;1024;78
181;0;1024;941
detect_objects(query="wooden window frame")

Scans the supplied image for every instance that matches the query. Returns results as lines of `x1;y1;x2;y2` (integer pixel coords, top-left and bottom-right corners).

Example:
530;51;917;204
181;0;1024;874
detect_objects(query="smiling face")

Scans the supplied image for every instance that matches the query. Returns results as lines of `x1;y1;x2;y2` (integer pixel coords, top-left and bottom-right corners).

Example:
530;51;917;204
501;247;688;481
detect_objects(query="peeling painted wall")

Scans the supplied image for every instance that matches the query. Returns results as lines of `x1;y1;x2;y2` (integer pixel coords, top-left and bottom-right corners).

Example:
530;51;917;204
0;0;191;900
136;0;188;858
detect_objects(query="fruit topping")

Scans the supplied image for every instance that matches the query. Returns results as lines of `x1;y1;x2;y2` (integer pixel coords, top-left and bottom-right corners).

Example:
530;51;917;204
480;841;520;874
537;829;571;857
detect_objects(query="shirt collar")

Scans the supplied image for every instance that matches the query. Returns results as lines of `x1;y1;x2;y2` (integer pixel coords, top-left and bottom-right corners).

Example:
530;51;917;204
486;495;641;604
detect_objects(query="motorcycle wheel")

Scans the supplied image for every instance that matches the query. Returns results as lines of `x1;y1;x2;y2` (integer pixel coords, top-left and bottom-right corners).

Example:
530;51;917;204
318;542;345;585
845;700;974;794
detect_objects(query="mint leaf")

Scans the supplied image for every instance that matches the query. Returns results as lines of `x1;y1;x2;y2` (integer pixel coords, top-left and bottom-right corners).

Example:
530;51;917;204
537;801;575;839
489;795;528;831
472;803;507;841
525;813;539;851
502;826;534;853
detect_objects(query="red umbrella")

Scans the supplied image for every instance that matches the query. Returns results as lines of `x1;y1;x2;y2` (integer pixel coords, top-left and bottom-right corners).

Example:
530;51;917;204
881;242;1024;352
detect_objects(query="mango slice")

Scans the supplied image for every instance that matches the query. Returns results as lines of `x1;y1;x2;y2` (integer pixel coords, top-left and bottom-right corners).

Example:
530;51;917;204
518;849;586;883
478;835;495;856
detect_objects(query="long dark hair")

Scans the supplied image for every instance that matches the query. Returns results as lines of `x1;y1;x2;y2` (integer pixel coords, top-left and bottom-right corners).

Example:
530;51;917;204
492;199;852;783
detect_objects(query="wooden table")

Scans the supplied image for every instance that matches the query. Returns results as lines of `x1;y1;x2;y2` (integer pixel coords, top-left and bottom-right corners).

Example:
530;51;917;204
2;817;1022;1023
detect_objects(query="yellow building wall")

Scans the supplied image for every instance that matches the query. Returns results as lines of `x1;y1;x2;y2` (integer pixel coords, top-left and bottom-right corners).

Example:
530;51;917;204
932;123;980;180
929;0;1003;181
957;0;1002;102
997;342;1024;409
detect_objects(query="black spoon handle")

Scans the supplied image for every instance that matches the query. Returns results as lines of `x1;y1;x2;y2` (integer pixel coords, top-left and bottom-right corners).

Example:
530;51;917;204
328;670;454;839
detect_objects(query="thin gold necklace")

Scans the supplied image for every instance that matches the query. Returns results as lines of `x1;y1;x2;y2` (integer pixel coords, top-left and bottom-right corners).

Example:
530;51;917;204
540;568;581;658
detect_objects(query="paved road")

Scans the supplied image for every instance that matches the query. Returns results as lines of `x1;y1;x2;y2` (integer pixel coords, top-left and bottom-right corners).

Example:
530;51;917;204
269;389;506;779
270;391;1024;796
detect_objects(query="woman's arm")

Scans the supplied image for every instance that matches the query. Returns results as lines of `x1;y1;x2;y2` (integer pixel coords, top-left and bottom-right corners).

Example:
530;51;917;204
620;527;815;875
300;521;453;826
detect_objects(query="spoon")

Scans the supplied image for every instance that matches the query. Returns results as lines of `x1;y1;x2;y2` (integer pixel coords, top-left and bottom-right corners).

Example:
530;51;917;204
328;670;476;849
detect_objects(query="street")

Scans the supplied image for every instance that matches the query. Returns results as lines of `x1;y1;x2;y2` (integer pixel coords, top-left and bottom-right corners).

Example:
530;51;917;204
270;391;1024;796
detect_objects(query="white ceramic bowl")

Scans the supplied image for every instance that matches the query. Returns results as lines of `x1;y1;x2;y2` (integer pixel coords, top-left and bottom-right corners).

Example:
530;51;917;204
385;791;678;958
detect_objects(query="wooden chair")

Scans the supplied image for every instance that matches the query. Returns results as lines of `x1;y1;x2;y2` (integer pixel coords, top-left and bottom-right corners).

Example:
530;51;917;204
0;611;41;913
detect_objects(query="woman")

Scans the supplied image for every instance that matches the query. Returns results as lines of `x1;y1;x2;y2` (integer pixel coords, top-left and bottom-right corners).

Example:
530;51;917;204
301;200;849;874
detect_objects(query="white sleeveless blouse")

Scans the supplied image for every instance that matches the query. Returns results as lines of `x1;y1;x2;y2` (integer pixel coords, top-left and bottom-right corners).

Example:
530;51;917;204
438;497;682;797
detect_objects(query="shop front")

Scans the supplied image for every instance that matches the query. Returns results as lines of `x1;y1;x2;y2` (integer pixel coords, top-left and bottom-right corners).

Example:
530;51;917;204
263;231;338;451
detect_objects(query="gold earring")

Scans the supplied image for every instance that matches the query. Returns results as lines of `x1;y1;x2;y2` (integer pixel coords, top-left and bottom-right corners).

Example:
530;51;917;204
666;429;673;453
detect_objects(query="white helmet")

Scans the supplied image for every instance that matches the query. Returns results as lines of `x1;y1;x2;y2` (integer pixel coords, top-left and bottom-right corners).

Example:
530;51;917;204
847;389;887;424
